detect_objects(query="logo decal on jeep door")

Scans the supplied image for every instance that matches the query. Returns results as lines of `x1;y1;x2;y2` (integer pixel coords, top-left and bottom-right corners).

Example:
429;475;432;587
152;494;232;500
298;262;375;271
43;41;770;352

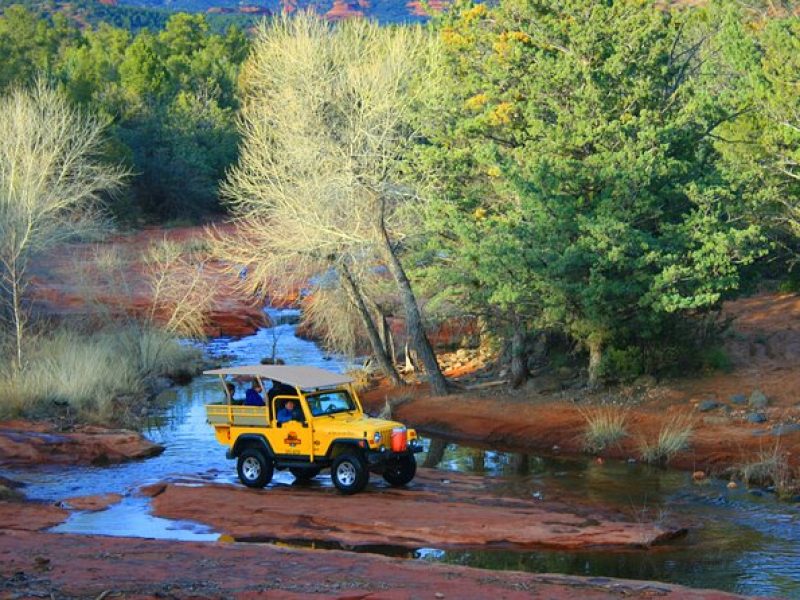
284;432;300;447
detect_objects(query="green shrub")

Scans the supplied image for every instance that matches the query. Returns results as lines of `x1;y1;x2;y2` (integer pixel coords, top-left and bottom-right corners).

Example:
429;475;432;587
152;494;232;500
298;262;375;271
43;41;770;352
598;347;644;383
699;345;733;373
778;275;800;294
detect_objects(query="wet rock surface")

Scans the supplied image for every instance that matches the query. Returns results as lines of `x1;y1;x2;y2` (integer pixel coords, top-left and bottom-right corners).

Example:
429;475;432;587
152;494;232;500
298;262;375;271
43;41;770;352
0;499;69;531
61;493;123;512
0;529;751;600
149;469;686;551
0;420;164;466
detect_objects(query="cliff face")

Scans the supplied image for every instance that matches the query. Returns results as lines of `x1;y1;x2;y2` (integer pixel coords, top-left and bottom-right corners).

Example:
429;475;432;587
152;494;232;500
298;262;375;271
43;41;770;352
201;0;451;23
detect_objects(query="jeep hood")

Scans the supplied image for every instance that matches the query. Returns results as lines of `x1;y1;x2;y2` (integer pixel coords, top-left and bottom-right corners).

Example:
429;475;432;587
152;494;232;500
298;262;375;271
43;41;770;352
316;413;405;431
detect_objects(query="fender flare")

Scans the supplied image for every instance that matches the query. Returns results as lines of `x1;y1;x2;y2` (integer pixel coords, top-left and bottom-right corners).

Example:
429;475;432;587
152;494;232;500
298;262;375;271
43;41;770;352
231;434;275;459
325;438;366;459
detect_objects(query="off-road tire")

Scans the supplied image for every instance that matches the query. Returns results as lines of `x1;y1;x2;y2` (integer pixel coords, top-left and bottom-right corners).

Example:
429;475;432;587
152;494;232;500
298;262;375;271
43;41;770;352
290;466;322;482
331;453;368;494
382;454;417;487
237;449;273;488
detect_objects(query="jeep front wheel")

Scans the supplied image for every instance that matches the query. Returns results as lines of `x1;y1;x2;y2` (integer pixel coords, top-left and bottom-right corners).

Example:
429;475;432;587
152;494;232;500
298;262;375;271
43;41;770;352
237;449;273;488
382;454;416;487
331;453;368;494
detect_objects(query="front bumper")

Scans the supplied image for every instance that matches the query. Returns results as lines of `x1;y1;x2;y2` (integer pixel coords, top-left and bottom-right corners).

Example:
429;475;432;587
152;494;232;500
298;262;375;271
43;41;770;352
365;439;423;466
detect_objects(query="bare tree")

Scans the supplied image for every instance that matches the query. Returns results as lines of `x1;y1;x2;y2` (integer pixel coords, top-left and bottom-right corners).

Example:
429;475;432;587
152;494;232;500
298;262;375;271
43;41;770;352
218;14;447;394
0;82;126;369
144;239;213;339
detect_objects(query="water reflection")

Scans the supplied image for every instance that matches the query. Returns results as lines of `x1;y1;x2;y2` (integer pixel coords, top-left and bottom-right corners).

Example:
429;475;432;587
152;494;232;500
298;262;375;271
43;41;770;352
418;439;800;598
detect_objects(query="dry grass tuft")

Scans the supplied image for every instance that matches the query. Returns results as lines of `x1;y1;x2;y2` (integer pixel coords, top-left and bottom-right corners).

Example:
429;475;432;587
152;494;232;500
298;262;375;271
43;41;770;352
580;405;628;453
346;367;373;393
737;442;799;499
638;413;694;465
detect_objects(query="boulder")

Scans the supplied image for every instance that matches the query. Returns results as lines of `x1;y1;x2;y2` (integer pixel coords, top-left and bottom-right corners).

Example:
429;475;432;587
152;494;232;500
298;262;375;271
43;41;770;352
556;366;576;380
525;375;561;394
771;423;800;436
697;400;721;412
730;394;747;406
633;374;657;388
746;412;767;424
748;390;769;409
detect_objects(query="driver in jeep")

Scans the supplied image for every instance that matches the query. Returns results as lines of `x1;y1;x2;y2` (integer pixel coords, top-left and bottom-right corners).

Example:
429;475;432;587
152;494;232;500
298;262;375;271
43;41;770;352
277;399;300;424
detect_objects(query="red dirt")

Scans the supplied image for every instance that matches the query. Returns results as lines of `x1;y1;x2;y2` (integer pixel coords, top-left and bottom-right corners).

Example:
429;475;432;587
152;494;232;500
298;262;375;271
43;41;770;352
362;382;800;476
361;293;800;479
0;420;164;466
148;469;684;551
0;529;753;599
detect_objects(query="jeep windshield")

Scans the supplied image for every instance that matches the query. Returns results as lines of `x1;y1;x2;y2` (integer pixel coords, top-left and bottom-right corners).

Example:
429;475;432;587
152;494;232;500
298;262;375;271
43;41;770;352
306;390;356;417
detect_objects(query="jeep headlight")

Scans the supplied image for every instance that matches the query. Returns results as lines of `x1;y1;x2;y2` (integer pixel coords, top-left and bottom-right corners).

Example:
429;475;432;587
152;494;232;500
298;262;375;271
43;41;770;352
372;432;382;445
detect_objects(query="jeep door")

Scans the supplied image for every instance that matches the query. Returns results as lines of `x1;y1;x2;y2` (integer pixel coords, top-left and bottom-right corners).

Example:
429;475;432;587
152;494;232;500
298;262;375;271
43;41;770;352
272;395;313;458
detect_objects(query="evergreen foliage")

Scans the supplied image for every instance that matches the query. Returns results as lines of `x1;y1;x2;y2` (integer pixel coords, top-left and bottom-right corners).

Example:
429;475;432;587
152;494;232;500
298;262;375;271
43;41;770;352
0;6;248;221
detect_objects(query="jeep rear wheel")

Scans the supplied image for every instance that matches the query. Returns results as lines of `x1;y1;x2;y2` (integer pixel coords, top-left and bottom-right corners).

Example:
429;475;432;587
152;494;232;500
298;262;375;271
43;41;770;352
237;449;273;488
331;453;368;494
382;454;417;487
290;466;321;481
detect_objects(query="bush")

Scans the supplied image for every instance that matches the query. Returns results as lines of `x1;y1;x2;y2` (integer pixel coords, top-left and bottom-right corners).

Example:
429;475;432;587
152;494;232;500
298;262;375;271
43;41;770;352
581;406;628;453
0;326;203;425
699;345;733;373
598;347;644;383
638;413;694;465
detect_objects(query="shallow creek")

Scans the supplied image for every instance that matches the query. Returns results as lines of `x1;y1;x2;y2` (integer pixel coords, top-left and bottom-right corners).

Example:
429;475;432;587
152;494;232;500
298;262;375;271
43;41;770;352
6;309;800;598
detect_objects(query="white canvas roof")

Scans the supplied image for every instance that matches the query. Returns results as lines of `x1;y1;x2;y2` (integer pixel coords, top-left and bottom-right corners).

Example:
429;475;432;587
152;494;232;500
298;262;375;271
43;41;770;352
204;365;352;389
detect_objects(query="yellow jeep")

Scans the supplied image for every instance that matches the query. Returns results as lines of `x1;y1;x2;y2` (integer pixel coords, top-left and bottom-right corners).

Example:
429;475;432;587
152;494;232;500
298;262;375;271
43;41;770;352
204;365;422;494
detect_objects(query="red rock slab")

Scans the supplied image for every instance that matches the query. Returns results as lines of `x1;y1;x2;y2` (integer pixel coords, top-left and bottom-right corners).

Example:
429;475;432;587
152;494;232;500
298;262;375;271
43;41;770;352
62;493;122;512
0;420;163;466
149;472;684;551
0;501;69;531
0;529;754;600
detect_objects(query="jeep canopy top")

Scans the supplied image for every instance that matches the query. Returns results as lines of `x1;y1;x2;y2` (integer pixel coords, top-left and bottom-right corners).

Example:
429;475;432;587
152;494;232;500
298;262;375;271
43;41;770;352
204;365;353;390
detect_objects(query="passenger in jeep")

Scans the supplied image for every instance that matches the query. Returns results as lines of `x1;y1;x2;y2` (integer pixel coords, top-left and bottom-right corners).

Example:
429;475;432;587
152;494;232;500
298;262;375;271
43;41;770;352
243;380;264;406
277;399;299;424
268;380;296;401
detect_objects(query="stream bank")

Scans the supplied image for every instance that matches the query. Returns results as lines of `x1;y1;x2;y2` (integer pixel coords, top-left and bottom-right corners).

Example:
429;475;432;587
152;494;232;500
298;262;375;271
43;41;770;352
2;310;798;598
